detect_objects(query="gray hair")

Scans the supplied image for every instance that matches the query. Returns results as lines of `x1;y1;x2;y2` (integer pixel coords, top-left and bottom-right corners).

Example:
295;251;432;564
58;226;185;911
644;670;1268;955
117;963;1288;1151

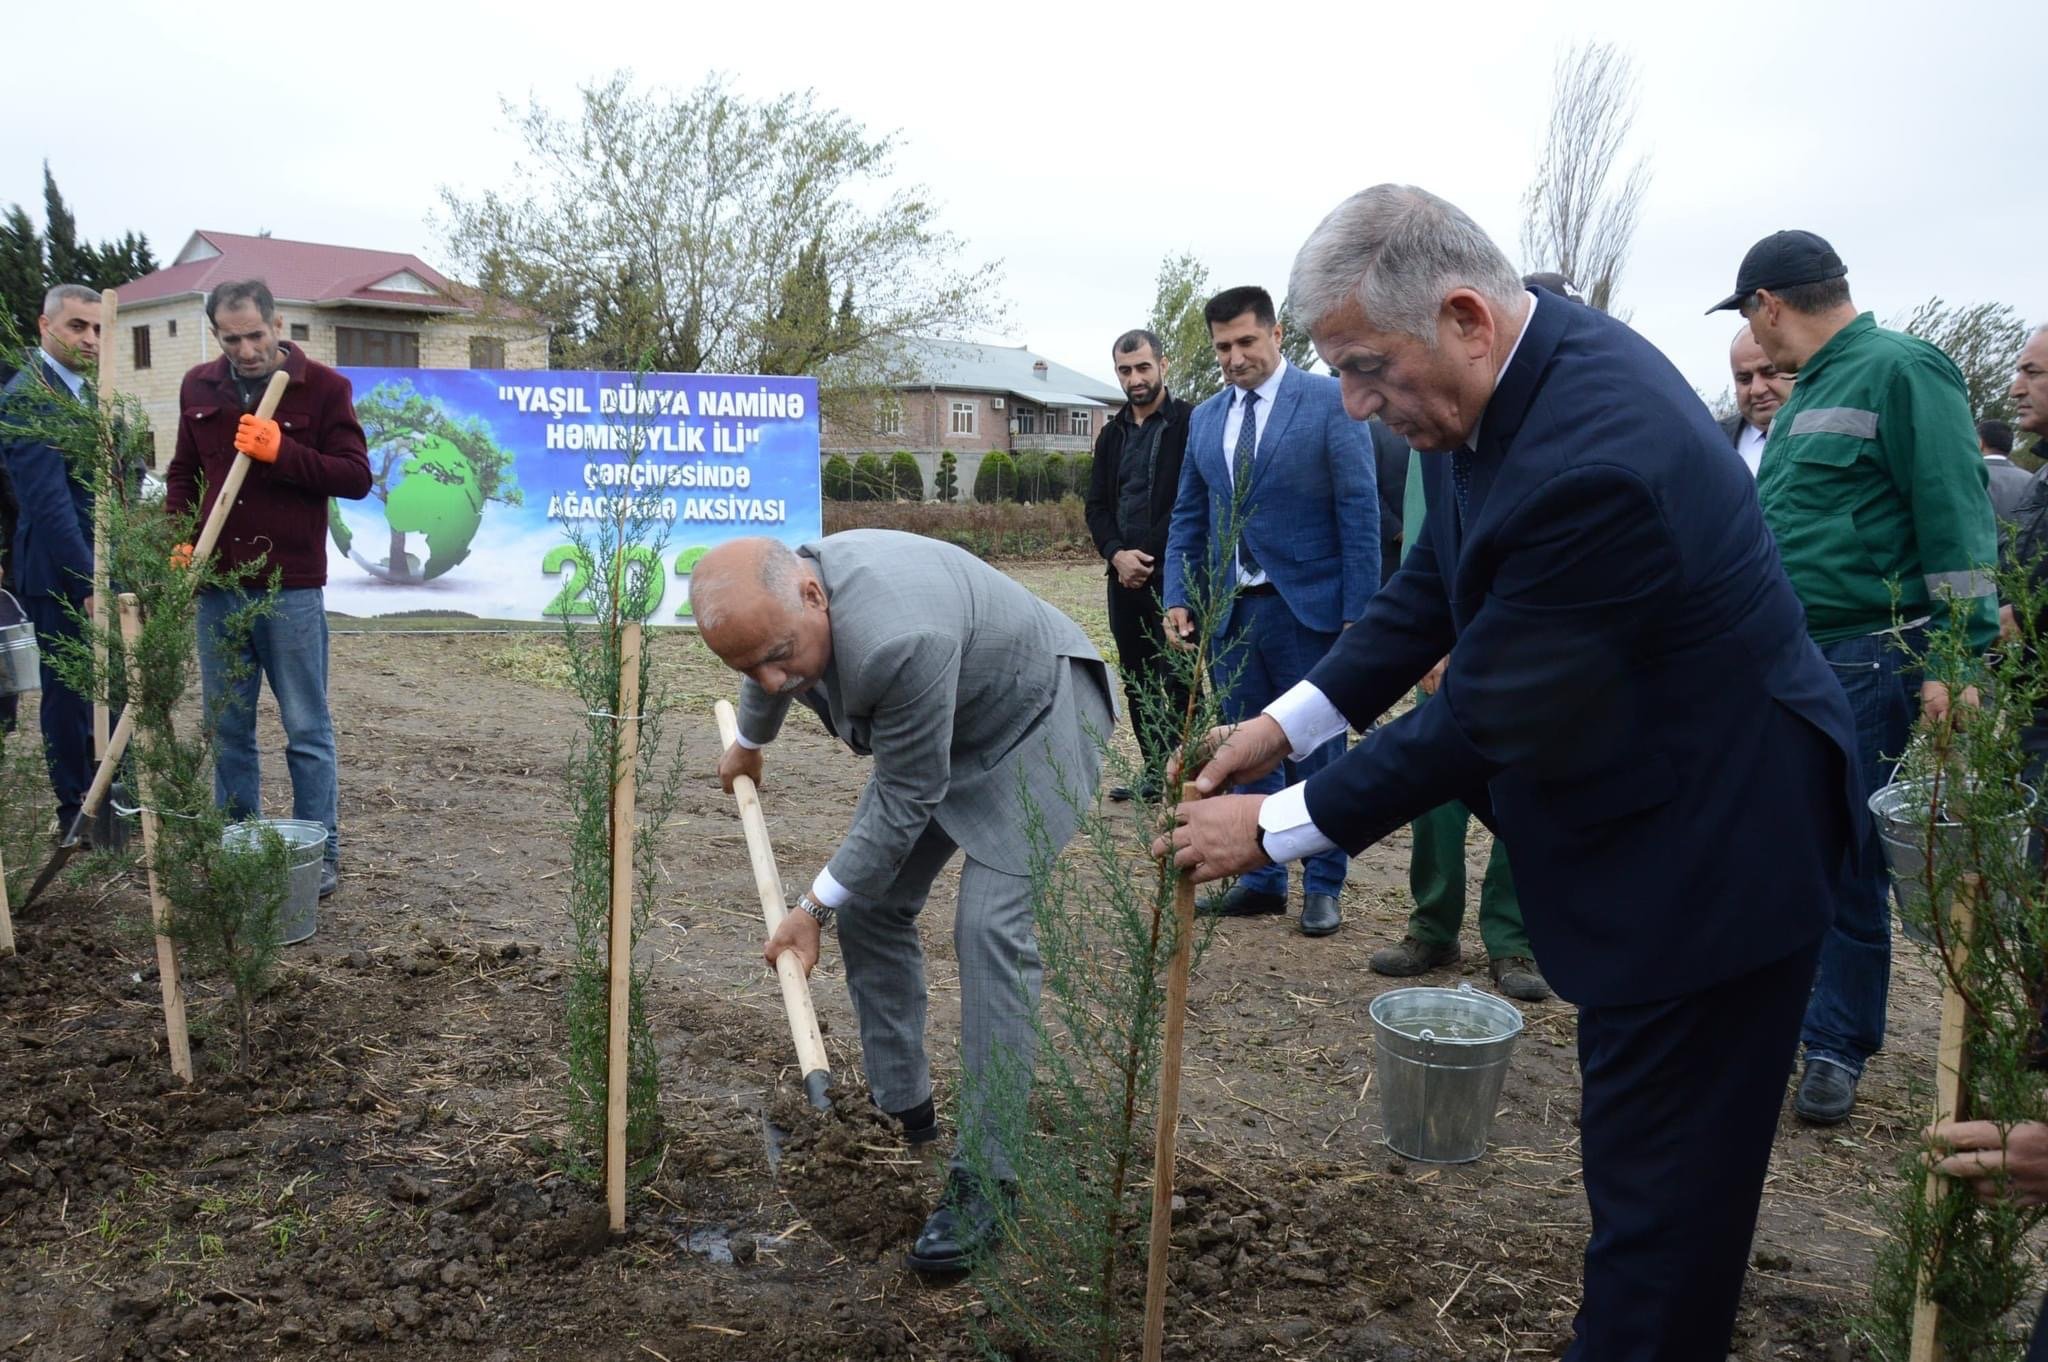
42;283;100;318
691;539;807;635
1287;185;1523;343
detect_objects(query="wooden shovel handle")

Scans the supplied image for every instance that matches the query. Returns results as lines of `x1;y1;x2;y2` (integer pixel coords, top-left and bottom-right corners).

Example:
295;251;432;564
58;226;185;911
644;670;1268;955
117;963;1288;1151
188;370;289;567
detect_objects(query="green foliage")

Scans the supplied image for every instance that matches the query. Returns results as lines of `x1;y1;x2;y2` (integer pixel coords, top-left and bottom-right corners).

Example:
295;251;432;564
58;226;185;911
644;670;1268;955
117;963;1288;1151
822;453;854;502
0;205;43;348
1009;451;1046;504
935;450;959;504
1896;298;2031;427
852;452;889;502
1149;251;1222;407
354;379;523;510
0;164;158;369
889;451;924;502
553;374;685;1185
974;449;1017;504
1860;560;2048;1360
963;515;1250;1361
823;497;1093;560
1069;453;1093;496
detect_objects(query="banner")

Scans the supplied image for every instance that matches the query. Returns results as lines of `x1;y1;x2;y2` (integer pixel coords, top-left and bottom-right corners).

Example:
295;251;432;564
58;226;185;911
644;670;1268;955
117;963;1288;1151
324;368;821;622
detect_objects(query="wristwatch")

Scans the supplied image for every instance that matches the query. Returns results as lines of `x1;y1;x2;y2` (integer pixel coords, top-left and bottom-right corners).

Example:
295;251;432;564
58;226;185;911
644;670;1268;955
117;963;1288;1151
793;892;837;933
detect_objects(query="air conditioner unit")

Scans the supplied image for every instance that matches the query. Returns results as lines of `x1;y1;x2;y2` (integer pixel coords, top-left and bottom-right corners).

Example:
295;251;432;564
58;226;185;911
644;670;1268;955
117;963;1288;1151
990;397;1005;410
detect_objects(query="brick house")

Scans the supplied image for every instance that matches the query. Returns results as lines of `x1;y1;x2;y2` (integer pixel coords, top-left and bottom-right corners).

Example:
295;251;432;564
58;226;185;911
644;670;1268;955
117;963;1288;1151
110;231;547;467
822;337;1124;498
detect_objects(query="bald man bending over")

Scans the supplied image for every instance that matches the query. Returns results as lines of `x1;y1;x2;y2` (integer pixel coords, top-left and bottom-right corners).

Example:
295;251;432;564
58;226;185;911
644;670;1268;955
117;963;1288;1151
695;529;1115;1272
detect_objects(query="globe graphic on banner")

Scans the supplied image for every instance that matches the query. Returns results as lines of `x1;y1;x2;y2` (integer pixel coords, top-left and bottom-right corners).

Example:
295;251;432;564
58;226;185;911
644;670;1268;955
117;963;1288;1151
329;433;485;583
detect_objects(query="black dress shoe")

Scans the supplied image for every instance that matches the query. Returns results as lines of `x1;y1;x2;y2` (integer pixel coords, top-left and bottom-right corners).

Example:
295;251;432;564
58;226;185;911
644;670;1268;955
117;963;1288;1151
1298;893;1342;937
1196;885;1288;918
1793;1060;1857;1125
906;1170;1015;1273
1109;785;1136;802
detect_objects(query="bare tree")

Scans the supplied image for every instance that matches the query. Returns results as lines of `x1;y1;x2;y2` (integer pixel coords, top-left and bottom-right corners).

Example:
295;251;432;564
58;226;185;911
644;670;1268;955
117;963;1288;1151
1519;43;1652;316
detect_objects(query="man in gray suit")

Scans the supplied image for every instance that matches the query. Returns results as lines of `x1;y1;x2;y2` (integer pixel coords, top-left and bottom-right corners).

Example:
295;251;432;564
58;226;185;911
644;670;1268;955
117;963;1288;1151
697;529;1114;1272
1719;324;1790;477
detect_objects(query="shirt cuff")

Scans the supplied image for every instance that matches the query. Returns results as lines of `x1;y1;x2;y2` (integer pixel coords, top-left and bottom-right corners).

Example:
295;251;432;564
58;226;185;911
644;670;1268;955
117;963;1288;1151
809;866;852;909
732;730;764;750
1256;782;1339;862
1264;681;1348;760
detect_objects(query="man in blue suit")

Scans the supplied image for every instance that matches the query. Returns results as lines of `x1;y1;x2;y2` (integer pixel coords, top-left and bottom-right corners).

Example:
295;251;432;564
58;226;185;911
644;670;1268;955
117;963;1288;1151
1163;187;1862;1360
1;284;102;834
1161;285;1377;937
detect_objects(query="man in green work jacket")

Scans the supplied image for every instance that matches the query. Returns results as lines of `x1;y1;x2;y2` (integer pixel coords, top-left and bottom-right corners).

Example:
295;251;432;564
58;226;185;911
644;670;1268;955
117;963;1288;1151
1711;230;1997;1125
1370;441;1552;1002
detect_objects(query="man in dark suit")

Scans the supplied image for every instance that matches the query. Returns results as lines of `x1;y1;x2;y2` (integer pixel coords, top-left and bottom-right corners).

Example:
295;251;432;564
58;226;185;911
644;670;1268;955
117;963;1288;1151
0;284;103;831
1161;285;1378;937
1720;324;1788;477
1163;185;1861;1360
1085;328;1193;801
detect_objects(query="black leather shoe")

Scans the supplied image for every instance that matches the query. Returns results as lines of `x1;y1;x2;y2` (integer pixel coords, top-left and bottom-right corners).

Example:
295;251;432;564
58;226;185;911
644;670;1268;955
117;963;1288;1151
1109;785;1136;802
906;1170;1015;1273
1793;1060;1857;1126
885;1097;940;1146
1197;885;1288;918
1298;893;1342;937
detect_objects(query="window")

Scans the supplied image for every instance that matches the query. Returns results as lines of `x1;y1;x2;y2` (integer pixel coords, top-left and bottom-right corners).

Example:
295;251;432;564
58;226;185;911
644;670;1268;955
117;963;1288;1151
1044;408;1064;436
469;335;505;368
1072;410;1092;437
131;325;151;371
290;323;309;341
334;326;419;368
1014;407;1036;435
878;400;903;436
949;400;976;435
167;318;177;337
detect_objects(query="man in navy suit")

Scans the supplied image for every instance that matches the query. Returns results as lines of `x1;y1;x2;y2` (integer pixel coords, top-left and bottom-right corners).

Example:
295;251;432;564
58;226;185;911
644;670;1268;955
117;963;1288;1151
1161;285;1377;938
1162;186;1862;1360
1;284;103;833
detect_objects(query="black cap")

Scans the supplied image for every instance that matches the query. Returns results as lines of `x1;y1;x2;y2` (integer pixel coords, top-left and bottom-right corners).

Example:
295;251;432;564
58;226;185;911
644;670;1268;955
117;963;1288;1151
1706;230;1847;313
1522;271;1582;302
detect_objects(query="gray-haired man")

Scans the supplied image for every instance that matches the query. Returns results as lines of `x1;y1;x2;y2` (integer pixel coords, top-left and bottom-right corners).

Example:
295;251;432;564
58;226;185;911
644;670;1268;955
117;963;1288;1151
697;530;1114;1272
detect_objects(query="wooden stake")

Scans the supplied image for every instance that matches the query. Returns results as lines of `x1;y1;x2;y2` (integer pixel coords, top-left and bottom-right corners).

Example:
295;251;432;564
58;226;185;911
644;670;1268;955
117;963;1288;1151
0;845;14;957
605;621;643;1233
1909;875;1977;1362
91;289;118;761
1143;783;1202;1362
119;594;191;1082
713;699;833;1109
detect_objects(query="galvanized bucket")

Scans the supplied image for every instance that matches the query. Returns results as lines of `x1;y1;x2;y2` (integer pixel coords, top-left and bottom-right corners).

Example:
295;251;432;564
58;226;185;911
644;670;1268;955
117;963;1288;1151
0;589;37;697
221;818;328;945
1368;982;1524;1164
1868;778;2034;945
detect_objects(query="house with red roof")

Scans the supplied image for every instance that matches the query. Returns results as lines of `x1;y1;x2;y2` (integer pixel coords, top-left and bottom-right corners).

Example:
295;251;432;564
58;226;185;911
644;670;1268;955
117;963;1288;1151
113;230;547;465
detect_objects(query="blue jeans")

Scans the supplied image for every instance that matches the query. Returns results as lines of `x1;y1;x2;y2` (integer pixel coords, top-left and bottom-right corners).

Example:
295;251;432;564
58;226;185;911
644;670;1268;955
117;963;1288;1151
1212;590;1348;898
1801;630;1919;1077
196;588;340;866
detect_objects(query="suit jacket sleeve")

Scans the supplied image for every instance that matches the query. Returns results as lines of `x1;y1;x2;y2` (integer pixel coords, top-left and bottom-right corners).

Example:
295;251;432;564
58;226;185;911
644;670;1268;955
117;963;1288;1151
1161;427;1210;612
1303;465;1680;851
735;676;793;746
825;630;963;900
1144;416;1189;562
1085;421;1122;560
3;434;93;599
1331;406;1379;620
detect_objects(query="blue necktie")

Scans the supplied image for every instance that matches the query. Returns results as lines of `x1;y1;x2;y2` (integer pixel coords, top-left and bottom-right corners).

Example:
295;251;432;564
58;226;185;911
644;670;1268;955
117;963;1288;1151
1451;444;1475;526
1234;391;1261;576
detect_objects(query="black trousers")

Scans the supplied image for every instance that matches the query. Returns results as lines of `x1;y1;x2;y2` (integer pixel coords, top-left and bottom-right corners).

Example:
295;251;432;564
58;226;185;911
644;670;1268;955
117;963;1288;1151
1567;940;1822;1361
1105;574;1191;776
26;592;91;828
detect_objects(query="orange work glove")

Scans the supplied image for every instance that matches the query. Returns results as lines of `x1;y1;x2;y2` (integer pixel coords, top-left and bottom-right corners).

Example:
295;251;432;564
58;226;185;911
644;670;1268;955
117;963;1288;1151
170;542;194;570
234;414;282;462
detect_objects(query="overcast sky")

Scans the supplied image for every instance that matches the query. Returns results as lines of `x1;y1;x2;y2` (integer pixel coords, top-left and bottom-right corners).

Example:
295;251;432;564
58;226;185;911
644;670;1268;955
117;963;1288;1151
11;0;2044;403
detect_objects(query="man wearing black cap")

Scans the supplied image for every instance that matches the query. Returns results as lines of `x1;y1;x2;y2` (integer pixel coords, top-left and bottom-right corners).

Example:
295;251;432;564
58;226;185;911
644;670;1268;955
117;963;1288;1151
1710;230;1997;1126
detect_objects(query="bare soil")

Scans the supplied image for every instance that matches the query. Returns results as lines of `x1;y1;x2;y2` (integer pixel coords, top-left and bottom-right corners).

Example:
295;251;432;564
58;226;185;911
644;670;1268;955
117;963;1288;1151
1;561;1944;1361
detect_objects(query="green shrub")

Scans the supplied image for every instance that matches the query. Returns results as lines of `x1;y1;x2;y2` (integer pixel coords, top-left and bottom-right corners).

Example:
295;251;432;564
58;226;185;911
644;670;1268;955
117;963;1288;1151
889;451;924;502
1011;451;1047;504
822;454;853;502
1069;452;1093;494
935;450;960;504
975;449;1017;503
1041;453;1070;502
853;452;889;503
823;498;1093;560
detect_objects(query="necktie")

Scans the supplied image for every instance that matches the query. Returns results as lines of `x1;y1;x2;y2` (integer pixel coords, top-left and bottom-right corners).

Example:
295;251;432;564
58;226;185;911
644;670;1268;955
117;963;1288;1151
1234;391;1261;577
1451;445;1474;526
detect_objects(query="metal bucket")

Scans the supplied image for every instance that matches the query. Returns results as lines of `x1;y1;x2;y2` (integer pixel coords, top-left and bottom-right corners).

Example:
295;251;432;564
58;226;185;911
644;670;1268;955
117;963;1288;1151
221;818;328;946
1869;778;2034;945
1368;982;1525;1164
0;589;36;698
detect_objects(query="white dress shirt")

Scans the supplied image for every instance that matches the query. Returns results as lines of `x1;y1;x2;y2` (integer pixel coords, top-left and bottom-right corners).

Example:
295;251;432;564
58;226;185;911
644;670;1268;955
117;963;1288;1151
38;346;88;399
1253;295;1539;862
1219;358;1289;587
1736;422;1766;478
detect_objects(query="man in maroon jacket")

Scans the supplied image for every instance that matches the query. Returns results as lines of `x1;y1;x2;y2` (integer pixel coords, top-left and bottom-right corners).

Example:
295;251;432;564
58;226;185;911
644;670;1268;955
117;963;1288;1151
166;279;372;897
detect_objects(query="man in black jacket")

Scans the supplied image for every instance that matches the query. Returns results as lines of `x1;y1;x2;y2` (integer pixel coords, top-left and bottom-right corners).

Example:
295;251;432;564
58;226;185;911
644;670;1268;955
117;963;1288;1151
1085;329;1193;801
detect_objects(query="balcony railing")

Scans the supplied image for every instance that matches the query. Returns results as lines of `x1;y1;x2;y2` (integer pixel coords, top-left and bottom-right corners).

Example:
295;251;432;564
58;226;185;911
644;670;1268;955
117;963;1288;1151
1009;433;1095;453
